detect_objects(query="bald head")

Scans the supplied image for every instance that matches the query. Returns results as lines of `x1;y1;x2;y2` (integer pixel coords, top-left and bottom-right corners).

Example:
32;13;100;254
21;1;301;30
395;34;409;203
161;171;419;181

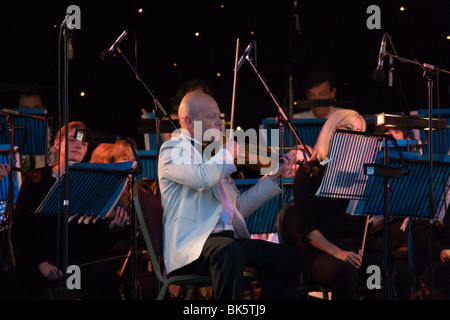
178;91;217;126
178;91;223;141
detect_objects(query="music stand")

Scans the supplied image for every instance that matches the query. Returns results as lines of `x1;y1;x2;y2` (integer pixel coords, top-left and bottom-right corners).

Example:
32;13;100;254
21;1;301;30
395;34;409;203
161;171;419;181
350;152;450;221
0;145;21;204
316;130;383;200
138;117;176;151
0;109;47;253
35;161;134;222
316;130;409;299
0;109;48;155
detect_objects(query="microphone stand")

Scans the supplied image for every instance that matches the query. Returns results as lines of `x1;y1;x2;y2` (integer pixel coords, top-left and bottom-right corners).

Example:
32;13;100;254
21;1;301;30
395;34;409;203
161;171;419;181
245;56;311;160
245;55;310;210
115;47;178;134
59;18;71;300
112;46;177;299
383;50;450;300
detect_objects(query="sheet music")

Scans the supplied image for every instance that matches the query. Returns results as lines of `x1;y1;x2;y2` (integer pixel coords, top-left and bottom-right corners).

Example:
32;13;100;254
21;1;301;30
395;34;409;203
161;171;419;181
35;161;134;223
316;131;381;200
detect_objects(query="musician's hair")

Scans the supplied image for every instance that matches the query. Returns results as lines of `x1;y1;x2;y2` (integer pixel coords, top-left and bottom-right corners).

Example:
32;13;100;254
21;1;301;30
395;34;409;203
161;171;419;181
90;139;135;163
312;109;366;162
51;121;88;165
306;70;335;91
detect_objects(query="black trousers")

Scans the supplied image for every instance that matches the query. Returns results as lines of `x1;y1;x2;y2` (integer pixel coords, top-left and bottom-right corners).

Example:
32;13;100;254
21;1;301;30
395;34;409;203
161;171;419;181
171;232;303;300
422;261;450;299
309;252;413;300
0;262;121;300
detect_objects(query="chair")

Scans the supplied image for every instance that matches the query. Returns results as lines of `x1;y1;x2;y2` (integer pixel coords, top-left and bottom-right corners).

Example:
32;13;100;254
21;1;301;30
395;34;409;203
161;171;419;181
133;178;262;300
276;200;329;300
133;178;213;300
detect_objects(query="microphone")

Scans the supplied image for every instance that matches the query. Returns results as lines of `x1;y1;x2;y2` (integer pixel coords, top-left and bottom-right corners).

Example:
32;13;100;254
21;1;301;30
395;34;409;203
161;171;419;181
388;56;394;87
236;41;254;71
60;12;73;28
373;34;387;82
101;29;129;62
74;129;121;144
293;0;300;33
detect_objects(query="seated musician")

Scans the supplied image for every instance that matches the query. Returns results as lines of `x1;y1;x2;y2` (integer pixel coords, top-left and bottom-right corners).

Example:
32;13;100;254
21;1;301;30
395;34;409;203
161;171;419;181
90;139;136;213
293;70;342;119
293;109;413;299
158;91;303;300
285;70;341;176
90;139;135;164
411;218;450;299
1;121;128;299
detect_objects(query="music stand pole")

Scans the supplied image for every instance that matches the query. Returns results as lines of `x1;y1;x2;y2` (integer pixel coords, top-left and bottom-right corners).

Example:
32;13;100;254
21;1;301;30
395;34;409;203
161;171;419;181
425;72;435;299
5;115;15;248
384;48;450;299
382;136;393;300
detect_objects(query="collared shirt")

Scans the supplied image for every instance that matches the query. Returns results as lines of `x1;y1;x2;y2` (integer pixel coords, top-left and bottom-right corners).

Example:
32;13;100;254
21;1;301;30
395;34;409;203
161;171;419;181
212;179;235;234
183;133;235;234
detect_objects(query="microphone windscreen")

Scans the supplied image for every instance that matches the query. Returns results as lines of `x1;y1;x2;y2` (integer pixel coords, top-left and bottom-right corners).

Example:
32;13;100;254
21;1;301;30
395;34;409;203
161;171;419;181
373;68;385;82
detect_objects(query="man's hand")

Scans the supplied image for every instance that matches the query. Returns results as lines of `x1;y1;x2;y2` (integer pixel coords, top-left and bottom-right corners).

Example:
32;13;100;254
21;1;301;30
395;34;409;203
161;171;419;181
269;152;297;181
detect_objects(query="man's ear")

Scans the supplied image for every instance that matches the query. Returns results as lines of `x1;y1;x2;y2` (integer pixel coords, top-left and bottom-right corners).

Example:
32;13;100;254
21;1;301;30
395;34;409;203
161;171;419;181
184;116;194;130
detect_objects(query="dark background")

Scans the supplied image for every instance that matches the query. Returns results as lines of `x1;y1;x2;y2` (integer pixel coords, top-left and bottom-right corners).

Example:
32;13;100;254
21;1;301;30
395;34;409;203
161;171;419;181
1;0;449;148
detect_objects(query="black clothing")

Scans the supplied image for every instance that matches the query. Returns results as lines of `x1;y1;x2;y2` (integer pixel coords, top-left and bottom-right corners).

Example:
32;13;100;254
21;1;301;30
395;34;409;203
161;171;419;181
11;166;116;267
171;232;303;300
1;166;121;299
294;160;412;299
294;160;367;256
412;214;450;299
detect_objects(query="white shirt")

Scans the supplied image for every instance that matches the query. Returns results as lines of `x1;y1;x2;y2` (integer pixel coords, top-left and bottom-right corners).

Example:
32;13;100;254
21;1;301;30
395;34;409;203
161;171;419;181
212;179;235;233
293;106;342;119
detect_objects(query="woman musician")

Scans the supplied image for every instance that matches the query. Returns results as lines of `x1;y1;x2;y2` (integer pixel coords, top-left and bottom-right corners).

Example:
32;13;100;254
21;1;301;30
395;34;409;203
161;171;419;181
293;109;413;300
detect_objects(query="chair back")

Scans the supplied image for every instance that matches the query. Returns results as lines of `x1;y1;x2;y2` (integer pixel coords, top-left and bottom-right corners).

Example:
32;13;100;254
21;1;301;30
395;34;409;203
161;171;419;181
276;200;306;255
133;178;166;281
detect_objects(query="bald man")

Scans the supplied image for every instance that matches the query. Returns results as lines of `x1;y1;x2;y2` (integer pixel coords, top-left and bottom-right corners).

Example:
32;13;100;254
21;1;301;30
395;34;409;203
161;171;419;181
158;91;302;300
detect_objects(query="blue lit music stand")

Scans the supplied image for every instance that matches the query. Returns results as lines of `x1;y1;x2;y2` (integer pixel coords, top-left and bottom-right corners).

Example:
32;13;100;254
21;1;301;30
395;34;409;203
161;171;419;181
35;161;134;222
0;109;48;155
0;144;21;202
349;151;450;222
236;177;294;234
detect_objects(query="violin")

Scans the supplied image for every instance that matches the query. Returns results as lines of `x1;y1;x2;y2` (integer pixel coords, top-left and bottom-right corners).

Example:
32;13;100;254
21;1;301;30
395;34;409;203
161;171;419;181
205;135;276;170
